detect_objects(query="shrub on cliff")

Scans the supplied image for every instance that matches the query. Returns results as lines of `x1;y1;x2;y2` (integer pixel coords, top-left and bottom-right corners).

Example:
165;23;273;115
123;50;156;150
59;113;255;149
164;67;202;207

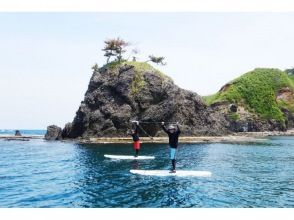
101;37;167;67
146;55;166;66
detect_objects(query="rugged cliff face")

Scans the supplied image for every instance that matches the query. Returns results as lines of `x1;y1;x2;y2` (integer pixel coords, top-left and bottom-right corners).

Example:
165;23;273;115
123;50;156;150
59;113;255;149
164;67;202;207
61;61;228;139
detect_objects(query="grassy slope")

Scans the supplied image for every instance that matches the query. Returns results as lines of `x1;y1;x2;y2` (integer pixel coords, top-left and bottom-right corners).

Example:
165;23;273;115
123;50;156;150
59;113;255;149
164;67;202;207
105;61;172;81
204;68;294;122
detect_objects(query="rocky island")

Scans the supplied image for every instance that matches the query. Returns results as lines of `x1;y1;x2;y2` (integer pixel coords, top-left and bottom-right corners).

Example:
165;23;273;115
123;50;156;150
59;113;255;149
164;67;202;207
45;38;294;143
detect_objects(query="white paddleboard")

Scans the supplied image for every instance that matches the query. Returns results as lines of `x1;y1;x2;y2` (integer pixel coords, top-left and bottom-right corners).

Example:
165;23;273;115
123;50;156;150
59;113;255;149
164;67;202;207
104;154;155;160
130;169;212;177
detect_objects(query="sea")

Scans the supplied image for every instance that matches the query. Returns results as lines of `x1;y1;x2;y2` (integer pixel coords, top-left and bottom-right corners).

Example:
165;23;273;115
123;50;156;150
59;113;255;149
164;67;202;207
0;130;293;207
0;129;46;136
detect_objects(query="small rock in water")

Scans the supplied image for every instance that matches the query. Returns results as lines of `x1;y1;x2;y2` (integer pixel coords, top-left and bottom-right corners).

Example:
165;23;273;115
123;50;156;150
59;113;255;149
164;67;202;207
15;130;22;136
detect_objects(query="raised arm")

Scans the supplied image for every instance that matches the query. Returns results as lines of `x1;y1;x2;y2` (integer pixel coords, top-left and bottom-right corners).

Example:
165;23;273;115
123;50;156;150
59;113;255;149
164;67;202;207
176;123;181;134
134;123;138;134
161;122;169;134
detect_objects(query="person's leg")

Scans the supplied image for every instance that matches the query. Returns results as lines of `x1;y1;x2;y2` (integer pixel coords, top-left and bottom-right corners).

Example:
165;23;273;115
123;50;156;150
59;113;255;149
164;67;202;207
133;142;137;157
172;159;176;171
134;141;140;157
170;148;177;173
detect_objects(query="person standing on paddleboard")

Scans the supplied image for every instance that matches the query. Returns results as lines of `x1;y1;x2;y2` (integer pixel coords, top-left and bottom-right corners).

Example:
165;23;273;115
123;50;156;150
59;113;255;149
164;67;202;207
161;122;181;173
129;121;141;157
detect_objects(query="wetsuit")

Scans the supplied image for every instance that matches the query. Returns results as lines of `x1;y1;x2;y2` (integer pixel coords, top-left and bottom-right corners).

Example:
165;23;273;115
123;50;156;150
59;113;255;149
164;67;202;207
131;124;140;157
162;124;181;171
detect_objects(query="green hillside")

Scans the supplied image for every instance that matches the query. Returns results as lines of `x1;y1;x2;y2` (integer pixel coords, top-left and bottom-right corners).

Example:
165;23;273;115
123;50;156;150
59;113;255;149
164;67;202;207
105;61;172;81
204;68;294;123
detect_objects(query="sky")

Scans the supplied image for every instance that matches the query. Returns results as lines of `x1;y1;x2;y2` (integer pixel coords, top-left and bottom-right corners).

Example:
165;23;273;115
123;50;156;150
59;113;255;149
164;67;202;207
0;12;294;129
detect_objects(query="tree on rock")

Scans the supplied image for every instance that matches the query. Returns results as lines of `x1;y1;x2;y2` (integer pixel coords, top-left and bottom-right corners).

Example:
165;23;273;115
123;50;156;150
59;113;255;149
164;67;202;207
146;55;166;65
102;37;130;63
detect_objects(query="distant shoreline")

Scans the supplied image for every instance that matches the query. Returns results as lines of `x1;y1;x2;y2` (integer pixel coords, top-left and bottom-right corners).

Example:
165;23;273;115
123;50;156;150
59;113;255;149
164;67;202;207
1;130;294;143
78;129;294;144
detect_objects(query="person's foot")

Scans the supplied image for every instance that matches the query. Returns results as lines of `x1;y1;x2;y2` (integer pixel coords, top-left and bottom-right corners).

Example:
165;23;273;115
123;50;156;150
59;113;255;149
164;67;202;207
169;169;176;173
134;155;138;158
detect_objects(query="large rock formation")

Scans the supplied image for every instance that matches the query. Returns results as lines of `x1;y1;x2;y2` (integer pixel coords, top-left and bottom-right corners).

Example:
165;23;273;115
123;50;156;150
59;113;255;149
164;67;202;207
62;62;229;139
45;125;62;140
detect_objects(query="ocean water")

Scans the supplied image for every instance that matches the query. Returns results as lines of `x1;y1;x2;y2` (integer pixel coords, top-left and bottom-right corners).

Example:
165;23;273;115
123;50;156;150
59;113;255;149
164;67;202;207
0;129;46;136
0;135;294;207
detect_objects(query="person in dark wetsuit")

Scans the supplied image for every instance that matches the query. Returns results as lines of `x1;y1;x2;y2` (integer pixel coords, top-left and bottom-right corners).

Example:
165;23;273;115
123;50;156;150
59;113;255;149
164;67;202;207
129;121;140;157
161;122;181;173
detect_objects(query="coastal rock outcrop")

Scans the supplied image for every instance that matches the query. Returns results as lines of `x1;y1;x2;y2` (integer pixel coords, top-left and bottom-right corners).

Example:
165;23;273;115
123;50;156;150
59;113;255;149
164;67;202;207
62;62;229;139
45;125;62;140
210;102;286;132
15;130;22;136
206;68;294;132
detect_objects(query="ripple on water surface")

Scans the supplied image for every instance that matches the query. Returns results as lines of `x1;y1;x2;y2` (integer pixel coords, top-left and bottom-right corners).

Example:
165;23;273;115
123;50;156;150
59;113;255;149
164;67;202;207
0;136;294;207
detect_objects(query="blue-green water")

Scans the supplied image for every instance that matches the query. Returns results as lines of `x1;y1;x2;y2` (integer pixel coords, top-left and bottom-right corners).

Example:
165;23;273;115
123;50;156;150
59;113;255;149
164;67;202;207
0;135;294;207
0;129;46;136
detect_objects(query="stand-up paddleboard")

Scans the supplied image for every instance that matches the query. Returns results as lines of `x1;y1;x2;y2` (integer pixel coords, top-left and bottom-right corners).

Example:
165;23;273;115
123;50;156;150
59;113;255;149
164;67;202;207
130;170;212;177
104;154;155;160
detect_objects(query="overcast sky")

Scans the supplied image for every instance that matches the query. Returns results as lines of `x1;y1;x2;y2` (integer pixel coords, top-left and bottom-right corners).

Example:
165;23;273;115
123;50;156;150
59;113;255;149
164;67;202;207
1;13;294;129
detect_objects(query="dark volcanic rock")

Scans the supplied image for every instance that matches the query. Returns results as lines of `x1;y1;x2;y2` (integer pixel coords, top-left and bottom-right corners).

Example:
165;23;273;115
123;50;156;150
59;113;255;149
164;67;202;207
63;62;229;138
45;125;62;140
62;122;72;138
210;101;286;132
15;130;22;136
229;104;238;113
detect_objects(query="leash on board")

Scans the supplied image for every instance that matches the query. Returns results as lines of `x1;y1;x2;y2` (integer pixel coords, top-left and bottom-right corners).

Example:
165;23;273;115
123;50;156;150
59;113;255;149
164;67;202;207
130;120;154;140
130;120;181;140
137;124;154;140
